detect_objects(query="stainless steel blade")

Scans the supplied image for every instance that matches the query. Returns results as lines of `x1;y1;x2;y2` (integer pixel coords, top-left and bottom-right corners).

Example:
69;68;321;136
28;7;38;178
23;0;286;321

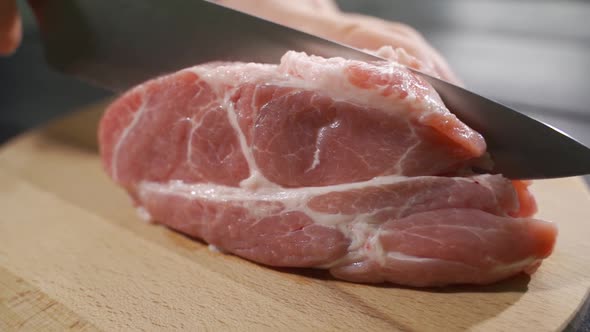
35;0;590;179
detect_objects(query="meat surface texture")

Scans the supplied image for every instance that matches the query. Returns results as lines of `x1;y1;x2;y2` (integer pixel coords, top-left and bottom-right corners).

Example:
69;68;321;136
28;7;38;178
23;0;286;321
99;51;557;287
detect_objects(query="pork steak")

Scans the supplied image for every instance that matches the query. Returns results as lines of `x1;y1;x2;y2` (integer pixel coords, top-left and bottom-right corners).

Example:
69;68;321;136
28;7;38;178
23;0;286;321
99;51;557;287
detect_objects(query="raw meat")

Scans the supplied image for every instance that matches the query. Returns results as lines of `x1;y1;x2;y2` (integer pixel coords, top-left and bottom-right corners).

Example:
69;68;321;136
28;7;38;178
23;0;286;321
99;51;556;287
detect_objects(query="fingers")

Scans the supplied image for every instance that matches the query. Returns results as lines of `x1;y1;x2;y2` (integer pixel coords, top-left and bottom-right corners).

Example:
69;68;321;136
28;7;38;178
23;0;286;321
333;13;461;84
304;0;340;13
0;0;21;55
216;0;460;84
342;13;423;41
217;0;339;15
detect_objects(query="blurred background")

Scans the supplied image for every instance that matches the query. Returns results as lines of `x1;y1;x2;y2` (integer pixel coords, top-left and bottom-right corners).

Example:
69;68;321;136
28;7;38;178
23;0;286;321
0;0;589;156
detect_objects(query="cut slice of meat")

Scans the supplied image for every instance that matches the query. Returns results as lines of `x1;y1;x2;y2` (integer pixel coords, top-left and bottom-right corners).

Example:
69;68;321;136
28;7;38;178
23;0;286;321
99;51;557;287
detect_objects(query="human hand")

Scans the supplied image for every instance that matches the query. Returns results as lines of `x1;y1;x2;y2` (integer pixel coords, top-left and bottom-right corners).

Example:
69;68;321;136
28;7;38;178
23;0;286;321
0;0;20;55
217;0;460;84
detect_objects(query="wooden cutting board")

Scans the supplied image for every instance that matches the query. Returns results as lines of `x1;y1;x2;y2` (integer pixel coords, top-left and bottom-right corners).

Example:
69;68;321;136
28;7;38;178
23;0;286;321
1;102;589;332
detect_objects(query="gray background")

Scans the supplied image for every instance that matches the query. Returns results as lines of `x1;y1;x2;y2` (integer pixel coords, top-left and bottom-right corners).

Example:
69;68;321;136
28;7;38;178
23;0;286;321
0;0;588;330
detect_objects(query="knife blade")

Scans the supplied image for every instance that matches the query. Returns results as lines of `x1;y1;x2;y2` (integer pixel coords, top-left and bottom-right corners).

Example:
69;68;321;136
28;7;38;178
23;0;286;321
34;0;590;179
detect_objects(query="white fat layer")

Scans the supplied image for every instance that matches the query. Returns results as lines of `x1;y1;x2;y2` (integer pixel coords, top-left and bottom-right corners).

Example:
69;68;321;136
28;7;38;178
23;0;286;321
181;52;453;194
140;174;417;202
136;175;499;272
306;125;328;173
136;206;153;223
188;51;447;140
387;251;445;263
113;51;450;188
111;86;147;181
138;176;403;268
225;88;278;190
138;177;538;275
208;244;226;254
113;52;534;278
492;257;538;274
395;120;419;174
138;175;414;235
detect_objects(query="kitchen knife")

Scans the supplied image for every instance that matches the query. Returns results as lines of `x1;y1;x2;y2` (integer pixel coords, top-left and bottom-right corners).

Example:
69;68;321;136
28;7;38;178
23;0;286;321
34;0;590;179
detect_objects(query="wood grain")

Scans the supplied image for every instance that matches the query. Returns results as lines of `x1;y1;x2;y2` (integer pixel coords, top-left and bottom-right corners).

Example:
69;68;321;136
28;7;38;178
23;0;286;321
0;267;97;332
0;105;589;331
